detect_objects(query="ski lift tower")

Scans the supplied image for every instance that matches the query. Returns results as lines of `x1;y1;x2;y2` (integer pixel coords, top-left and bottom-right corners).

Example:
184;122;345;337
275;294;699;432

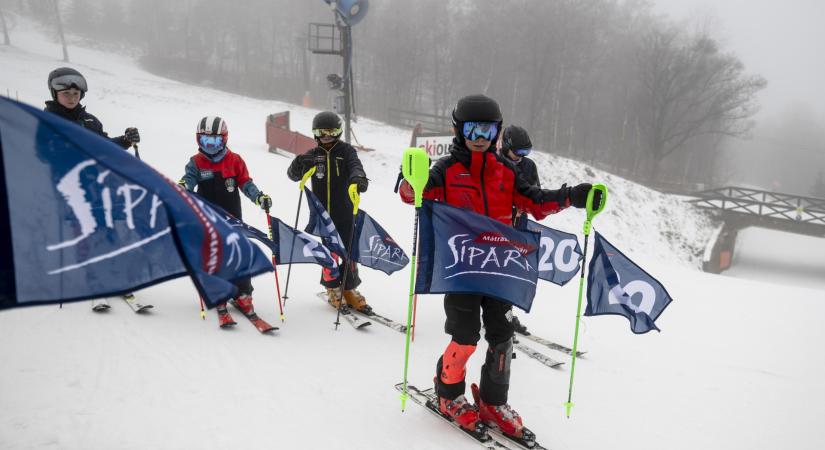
307;0;369;143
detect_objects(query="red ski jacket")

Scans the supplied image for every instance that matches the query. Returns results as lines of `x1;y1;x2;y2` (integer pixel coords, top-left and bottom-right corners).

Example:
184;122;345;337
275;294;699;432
400;143;571;224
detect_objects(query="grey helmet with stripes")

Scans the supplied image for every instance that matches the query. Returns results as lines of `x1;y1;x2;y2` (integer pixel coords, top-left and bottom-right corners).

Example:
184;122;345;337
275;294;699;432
196;116;229;160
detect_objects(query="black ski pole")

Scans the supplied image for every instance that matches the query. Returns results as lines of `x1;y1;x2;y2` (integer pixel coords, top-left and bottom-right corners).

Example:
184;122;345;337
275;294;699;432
281;189;304;305
133;143;141;160
333;184;361;330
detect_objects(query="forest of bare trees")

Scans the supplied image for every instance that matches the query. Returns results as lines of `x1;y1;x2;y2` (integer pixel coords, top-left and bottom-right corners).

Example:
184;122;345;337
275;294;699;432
4;0;768;192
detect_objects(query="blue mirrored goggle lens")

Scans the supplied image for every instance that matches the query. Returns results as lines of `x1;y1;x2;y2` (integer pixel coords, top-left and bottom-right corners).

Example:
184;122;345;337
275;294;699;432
198;134;224;152
512;147;532;157
50;74;87;92
462;122;498;141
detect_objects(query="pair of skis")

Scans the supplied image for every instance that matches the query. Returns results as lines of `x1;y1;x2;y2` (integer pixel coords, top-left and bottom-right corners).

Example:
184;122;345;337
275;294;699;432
217;300;278;334
396;383;548;450
91;295;153;313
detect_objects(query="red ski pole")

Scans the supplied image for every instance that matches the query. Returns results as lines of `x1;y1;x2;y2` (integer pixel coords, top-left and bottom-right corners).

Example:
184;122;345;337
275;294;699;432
265;209;285;322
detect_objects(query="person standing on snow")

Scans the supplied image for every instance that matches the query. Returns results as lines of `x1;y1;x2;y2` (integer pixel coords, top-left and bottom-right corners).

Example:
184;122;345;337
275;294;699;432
399;94;598;440
178;116;272;327
45;67;142;311
286;111;370;313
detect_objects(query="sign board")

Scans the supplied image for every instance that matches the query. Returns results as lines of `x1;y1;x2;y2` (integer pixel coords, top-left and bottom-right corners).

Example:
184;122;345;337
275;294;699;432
413;134;454;158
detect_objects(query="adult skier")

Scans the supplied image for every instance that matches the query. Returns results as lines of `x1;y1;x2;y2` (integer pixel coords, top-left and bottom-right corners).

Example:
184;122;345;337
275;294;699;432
286;111;370;313
45;67;142;311
399;94;598;439
178;116;272;327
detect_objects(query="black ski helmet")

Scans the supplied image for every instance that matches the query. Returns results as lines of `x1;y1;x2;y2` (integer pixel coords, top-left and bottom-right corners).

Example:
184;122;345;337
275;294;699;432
501;125;532;154
48;67;88;100
451;94;503;148
311;111;343;143
312;111;342;130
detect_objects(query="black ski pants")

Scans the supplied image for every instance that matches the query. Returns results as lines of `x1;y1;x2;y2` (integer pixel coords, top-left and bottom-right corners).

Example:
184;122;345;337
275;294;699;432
437;293;515;405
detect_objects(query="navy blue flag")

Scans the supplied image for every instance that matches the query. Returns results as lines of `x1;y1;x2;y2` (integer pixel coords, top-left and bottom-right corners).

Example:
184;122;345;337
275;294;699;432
585;232;673;334
195;194;340;277
352;210;409;275
0;97;272;309
415;200;541;312
303;187;347;257
525;220;582;285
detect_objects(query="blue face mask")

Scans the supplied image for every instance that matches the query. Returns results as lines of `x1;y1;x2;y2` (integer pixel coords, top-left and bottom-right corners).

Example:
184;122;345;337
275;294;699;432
198;134;225;155
462;121;498;142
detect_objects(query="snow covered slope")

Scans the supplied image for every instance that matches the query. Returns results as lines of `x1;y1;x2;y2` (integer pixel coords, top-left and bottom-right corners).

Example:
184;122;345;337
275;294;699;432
1;19;823;450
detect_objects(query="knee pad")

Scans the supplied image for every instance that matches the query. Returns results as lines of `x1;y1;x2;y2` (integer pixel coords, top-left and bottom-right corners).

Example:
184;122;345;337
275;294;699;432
439;341;477;385
484;338;513;385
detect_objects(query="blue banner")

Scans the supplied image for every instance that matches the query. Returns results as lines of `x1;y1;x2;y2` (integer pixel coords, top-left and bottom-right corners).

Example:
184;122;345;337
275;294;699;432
525;220;582;285
415;200;541;312
352;210;409;275
197;194;339;277
585;232;673;333
303;187;347;257
0;97;272;309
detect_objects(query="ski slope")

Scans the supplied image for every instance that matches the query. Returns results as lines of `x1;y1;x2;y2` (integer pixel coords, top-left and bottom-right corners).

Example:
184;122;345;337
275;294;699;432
1;19;824;450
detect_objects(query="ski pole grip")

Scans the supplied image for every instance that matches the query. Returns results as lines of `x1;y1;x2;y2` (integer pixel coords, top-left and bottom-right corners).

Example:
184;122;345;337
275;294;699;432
299;166;317;191
401;147;430;208
586;184;608;220
348;184;360;215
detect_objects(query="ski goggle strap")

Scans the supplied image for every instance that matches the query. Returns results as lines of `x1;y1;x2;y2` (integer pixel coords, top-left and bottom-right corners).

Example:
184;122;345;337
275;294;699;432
462;121;498;141
198;134;225;152
50;74;88;93
512;147;532;157
313;127;343;138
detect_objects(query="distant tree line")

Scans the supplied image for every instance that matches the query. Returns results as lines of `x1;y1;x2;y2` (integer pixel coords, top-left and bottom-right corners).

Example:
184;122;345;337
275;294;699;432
8;0;767;191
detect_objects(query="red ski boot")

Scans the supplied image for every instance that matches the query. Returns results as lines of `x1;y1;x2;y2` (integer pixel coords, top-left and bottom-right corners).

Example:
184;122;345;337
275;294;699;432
437;392;481;432
216;303;236;328
471;383;524;438
231;294;255;315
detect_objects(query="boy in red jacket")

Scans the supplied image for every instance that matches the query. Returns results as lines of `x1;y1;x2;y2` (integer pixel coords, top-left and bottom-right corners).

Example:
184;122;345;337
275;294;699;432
179;116;272;327
400;95;597;440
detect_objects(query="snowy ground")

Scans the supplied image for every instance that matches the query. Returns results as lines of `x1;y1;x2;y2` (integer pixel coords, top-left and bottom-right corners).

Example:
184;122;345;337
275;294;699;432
1;18;824;450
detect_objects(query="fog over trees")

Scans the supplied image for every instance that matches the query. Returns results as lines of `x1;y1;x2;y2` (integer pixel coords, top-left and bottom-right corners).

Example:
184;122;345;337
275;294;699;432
10;0;823;196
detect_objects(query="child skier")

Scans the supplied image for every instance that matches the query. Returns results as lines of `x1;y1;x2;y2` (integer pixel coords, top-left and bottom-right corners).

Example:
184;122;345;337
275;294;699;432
45;67;142;312
178;116;272;327
399;95;598;440
286;111;370;313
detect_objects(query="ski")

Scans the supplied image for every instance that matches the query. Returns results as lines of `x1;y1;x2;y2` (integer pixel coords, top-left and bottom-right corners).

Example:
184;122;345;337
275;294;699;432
91;298;110;312
229;301;278;334
339;305;371;329
394;383;507;450
354;310;407;333
316;292;371;330
513;340;564;369
515;329;584;357
470;384;549;450
122;294;153;313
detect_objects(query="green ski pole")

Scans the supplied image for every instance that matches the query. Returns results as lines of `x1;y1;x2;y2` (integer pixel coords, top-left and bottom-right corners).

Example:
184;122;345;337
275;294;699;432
399;147;430;412
564;184;608;418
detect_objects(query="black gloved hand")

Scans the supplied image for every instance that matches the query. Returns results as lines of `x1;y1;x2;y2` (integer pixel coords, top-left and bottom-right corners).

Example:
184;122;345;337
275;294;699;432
256;193;272;211
352;176;369;193
568;183;593;208
124;127;140;144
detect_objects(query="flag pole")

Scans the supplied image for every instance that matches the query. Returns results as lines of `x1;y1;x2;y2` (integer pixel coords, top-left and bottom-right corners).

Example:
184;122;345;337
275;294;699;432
399;147;430;411
564;184;608;418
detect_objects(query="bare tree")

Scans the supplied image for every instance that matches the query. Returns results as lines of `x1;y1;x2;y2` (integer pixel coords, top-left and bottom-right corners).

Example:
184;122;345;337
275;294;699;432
634;27;766;179
0;3;10;45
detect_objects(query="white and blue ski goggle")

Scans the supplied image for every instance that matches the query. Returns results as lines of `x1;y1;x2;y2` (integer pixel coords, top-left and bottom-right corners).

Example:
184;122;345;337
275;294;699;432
462;121;498;142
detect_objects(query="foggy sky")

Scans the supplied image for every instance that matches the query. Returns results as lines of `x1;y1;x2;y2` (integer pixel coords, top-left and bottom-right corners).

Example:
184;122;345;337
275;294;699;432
651;0;825;122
